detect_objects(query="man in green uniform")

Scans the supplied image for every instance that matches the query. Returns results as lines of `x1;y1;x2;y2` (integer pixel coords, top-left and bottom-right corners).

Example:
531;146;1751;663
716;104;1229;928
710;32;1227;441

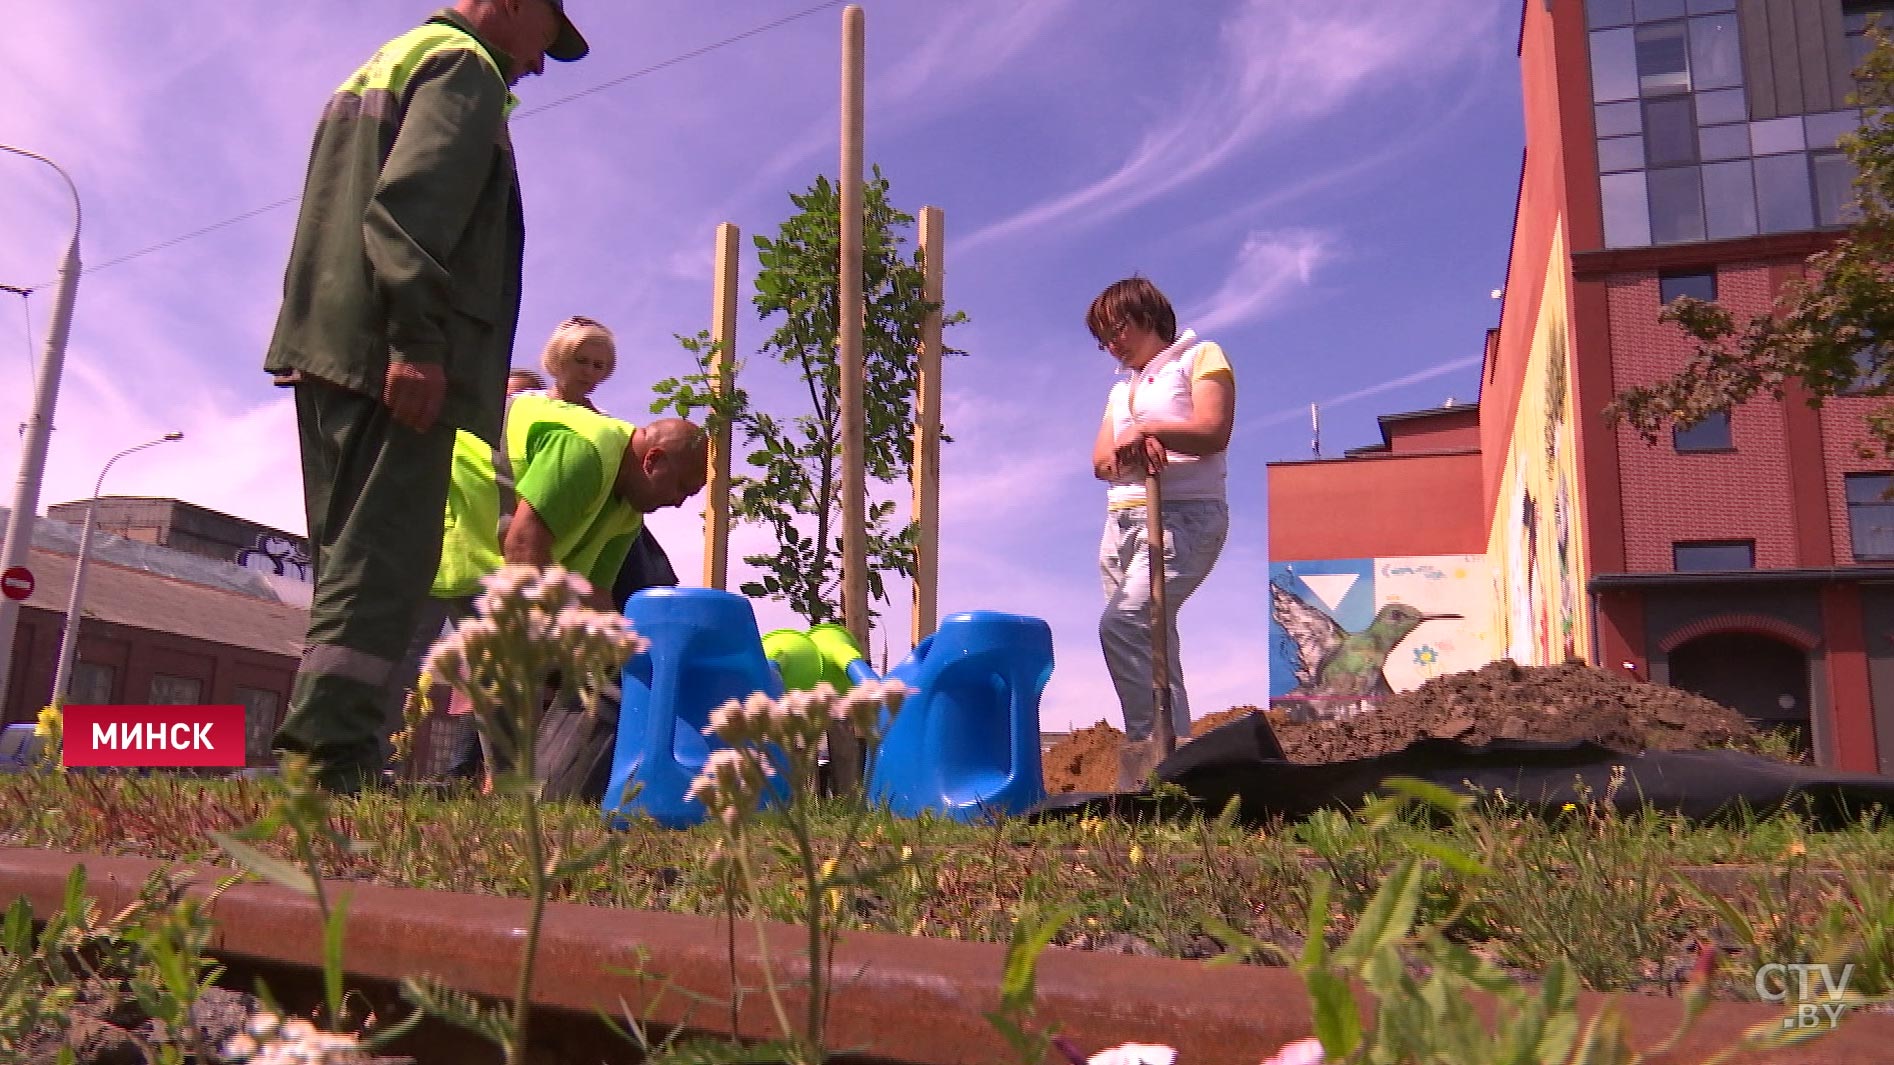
263;0;589;792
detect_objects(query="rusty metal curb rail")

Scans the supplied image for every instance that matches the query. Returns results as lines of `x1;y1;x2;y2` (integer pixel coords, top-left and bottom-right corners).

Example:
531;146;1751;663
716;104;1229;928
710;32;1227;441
2;847;1888;1064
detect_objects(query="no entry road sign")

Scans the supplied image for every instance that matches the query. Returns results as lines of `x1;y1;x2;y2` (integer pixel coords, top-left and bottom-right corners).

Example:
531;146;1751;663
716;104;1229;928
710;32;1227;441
1;566;34;601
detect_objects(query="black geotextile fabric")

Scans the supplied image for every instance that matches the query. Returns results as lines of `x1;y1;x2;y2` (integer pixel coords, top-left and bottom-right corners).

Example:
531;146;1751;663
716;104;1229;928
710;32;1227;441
1028;714;1894;828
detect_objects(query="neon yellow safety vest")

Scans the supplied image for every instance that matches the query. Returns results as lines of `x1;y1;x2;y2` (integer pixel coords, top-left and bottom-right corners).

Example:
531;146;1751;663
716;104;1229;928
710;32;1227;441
432;393;639;597
337;21;518;116
433;430;505;597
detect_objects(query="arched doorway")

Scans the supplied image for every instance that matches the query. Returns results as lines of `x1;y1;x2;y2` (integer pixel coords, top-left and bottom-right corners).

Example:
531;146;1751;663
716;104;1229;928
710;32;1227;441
1668;632;1811;757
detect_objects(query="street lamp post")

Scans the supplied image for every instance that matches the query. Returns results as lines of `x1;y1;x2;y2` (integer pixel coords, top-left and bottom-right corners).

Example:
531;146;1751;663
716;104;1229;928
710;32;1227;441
0;144;83;712
49;432;184;708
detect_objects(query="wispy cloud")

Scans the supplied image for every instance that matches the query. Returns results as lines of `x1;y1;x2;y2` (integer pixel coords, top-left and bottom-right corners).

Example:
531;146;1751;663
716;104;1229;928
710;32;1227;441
1187;230;1335;335
707;0;1083;230
1249;353;1484;430
960;0;1493;253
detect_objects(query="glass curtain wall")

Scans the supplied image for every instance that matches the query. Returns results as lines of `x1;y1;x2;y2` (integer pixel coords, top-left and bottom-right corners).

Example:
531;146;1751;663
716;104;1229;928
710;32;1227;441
1588;0;1861;248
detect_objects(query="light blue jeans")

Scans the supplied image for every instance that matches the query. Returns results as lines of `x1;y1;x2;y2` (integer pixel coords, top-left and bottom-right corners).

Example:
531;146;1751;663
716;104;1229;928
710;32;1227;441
1098;498;1228;743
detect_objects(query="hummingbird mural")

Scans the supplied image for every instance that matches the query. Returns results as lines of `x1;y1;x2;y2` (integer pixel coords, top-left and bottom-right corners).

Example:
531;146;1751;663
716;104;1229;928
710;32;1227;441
1270;580;1461;722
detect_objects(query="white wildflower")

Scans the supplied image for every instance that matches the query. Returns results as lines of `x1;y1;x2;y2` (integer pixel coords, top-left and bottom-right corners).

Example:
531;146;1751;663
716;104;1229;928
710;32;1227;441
224;1012;364;1065
686;748;773;825
1089;1044;1177;1065
1258;1038;1327;1065
840;679;909;737
705;698;755;743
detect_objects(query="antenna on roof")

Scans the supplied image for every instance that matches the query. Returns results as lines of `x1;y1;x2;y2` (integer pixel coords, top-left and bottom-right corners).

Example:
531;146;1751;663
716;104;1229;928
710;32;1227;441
1311;403;1321;458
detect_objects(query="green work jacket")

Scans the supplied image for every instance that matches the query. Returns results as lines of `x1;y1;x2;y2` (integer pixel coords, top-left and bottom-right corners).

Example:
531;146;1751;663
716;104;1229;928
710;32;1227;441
264;9;523;445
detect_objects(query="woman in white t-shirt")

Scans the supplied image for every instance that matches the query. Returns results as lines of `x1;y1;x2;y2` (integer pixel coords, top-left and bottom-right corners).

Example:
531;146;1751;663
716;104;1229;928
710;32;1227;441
1086;277;1236;745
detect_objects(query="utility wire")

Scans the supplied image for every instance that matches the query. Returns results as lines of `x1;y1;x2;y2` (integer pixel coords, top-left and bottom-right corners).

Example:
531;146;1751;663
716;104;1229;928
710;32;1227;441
86;196;299;275
16;0;846;284
517;0;843;118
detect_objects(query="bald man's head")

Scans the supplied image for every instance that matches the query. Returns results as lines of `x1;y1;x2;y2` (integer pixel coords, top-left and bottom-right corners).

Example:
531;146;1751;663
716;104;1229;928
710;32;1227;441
615;418;708;513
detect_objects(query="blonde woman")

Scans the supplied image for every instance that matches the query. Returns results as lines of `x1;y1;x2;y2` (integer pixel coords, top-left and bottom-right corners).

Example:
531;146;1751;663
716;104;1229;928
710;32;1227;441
539;315;615;409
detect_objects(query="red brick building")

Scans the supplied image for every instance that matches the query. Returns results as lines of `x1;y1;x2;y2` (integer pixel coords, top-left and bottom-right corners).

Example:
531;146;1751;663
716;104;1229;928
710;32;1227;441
0;543;304;765
1270;0;1894;774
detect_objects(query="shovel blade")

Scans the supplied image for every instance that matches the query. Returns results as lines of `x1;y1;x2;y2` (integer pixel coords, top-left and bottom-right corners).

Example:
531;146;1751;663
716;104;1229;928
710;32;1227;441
1116;737;1166;792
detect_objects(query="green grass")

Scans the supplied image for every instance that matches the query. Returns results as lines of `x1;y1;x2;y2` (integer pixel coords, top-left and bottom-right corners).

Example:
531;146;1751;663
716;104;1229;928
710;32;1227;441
3;769;1892;998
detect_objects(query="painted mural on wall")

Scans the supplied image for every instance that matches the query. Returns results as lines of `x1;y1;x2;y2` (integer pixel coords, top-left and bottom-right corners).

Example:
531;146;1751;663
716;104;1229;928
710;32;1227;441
1269;555;1495;721
237;534;311;583
1487;219;1588;666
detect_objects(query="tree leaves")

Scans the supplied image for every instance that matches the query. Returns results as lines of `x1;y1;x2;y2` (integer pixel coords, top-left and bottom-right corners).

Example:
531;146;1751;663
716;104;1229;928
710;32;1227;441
661;167;965;636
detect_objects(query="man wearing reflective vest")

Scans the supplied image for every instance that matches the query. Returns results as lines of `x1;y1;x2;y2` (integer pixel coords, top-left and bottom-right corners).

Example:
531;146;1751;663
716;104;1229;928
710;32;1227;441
438;393;707;606
435;395;706;793
262;1;589;792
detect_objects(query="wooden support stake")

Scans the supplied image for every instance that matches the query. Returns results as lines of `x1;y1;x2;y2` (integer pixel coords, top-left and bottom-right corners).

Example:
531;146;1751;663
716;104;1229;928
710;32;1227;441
911;206;943;648
831;3;867;794
703;222;740;590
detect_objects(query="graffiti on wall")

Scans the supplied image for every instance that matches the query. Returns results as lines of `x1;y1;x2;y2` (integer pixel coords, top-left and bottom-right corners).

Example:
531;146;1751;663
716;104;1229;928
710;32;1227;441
1269;555;1495;721
237;534;311;583
1488;219;1587;666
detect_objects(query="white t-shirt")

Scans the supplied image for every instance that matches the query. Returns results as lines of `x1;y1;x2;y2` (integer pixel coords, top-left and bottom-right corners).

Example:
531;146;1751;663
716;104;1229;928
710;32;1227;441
1103;328;1233;508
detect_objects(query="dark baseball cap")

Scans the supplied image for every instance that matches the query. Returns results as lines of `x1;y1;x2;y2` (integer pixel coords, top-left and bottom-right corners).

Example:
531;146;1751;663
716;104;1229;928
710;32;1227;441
546;0;588;62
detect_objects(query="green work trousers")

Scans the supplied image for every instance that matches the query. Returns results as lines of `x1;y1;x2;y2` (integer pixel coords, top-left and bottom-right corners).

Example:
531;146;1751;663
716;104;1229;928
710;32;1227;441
275;377;455;792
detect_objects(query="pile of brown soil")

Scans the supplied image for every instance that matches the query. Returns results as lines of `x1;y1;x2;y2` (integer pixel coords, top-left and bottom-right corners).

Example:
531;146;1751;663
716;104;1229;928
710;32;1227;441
1040;722;1129;795
1041;660;1756;794
1276;659;1754;764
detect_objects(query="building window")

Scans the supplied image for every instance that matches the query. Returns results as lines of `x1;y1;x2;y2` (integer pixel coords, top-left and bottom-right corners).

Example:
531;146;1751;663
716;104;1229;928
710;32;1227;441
1599;134;1646;172
1602;171;1653;247
1846;4;1894;76
1749;116;1805;155
1812;150;1861;227
1806;109;1863;149
1590;2;1863;249
1672;410;1732;451
1674;540;1755;570
1698;123;1750;161
1636;21;1692;95
1688;13;1742;89
234;686;281;765
1753;152;1816;232
1592;27;1640;102
1658;268;1716;304
148;674;203;705
1845;332;1891;394
1702;159;1759;237
1644;95;1698;165
1597;99;1642;136
1649;165;1707;242
70;661;115;705
1590;0;1635;30
1846;473;1894;559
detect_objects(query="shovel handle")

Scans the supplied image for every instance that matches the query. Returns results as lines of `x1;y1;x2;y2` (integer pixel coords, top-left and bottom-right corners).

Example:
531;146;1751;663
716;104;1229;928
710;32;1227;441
1146;465;1175;755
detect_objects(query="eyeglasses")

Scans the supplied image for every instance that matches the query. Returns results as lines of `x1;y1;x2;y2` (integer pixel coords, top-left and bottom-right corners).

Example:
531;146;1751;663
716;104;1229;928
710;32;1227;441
1095;319;1130;352
563;315;604;328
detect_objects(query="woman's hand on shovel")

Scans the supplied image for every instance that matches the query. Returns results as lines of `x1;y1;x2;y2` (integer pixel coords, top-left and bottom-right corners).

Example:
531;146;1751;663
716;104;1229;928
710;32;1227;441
1113;428;1167;476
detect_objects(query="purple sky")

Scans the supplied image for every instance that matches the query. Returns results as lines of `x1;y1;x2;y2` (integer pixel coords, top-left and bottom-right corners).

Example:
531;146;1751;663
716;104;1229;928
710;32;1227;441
0;2;1522;730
